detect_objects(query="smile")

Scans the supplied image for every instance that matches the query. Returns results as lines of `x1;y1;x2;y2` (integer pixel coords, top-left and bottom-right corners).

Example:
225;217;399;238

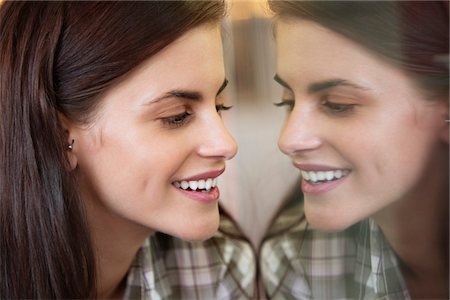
172;169;224;203
300;169;350;184
173;177;218;192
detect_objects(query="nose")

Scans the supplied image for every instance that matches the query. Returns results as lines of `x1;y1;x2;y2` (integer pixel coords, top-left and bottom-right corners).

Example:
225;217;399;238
197;113;237;160
278;108;322;156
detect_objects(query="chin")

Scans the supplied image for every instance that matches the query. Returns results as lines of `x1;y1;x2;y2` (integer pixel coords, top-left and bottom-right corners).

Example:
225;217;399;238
307;218;353;232
172;214;220;242
305;206;356;232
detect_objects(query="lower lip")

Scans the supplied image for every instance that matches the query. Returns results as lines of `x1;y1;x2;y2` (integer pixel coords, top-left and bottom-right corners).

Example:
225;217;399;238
175;186;220;203
301;176;347;195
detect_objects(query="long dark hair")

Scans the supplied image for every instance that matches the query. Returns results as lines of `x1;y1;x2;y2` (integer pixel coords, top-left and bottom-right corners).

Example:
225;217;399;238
0;1;225;298
269;0;449;99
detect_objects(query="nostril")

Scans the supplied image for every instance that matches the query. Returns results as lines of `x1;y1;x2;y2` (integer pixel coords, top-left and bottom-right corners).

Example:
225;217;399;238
278;129;322;155
278;138;296;156
197;133;237;160
278;130;296;155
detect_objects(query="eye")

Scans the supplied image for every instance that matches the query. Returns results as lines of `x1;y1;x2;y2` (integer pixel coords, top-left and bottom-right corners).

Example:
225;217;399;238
274;99;295;112
215;104;232;116
161;111;192;128
321;100;355;114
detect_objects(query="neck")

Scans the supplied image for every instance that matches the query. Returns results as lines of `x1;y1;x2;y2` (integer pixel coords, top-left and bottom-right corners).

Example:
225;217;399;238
85;198;152;299
373;151;449;298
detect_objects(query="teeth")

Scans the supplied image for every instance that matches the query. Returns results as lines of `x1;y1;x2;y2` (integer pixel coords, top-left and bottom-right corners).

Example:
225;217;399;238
205;178;212;190
301;169;349;184
173;177;218;191
198;180;206;189
181;181;189;190
316;171;326;181
189;181;198;191
325;171;334;181
302;171;310;180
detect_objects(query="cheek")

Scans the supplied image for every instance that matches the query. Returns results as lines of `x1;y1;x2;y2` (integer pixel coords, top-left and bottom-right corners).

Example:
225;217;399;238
77;131;153;199
355;112;438;193
331;115;403;186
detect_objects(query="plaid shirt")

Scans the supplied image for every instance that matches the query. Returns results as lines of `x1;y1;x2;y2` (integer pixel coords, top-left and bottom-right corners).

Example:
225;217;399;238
261;197;410;300
124;210;256;300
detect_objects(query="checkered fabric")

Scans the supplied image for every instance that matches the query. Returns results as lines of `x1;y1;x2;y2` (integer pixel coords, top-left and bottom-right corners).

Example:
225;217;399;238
124;211;256;300
261;197;410;300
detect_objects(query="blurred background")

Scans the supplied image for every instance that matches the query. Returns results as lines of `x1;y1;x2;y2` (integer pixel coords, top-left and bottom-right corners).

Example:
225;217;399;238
219;0;299;247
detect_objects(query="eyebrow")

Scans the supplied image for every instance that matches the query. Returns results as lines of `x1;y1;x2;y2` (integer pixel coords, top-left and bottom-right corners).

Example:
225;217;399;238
217;78;229;96
273;74;370;94
308;79;369;93
273;74;292;91
149;78;229;104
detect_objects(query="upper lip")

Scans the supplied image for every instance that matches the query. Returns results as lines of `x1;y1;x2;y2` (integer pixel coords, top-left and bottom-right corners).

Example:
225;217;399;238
293;162;348;172
174;168;225;182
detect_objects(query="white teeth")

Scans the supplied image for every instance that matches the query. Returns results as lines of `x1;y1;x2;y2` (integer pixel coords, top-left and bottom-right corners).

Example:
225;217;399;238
205;178;212;190
301;171;310;180
302;169;349;183
189;181;198;191
316;171;326;180
173;177;218;191
325;171;334;181
180;181;189;190
198;180;206;189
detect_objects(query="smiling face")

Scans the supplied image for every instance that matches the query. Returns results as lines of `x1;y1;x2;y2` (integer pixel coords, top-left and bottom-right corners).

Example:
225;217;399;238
67;25;237;241
275;19;449;230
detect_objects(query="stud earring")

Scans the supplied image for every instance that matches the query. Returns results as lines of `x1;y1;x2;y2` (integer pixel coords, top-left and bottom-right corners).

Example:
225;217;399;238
67;139;75;150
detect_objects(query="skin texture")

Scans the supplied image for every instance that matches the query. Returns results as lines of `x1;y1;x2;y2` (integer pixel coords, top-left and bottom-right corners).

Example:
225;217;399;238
63;25;237;297
275;19;449;299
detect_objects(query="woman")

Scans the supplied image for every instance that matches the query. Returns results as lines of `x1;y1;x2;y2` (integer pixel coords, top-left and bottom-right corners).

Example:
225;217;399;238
0;1;255;299
262;1;449;299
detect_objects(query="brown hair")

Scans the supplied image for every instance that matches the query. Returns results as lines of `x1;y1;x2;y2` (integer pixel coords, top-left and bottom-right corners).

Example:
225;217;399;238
0;1;225;298
269;1;449;99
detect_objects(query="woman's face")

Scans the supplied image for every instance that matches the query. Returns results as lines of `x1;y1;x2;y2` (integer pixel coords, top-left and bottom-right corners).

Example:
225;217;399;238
69;25;237;241
275;20;448;230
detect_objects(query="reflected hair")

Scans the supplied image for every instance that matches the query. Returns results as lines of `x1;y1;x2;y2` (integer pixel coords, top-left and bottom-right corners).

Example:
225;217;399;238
0;1;225;298
269;0;449;99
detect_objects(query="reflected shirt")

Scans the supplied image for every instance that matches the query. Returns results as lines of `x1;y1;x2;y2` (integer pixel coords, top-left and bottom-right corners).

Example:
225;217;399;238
261;198;410;300
124;211;256;300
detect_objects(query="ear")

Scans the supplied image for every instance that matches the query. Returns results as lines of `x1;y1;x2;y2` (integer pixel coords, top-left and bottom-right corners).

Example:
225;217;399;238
57;112;78;170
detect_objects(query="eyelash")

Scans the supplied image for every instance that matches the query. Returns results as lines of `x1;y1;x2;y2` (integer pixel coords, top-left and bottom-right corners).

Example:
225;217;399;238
216;104;233;114
320;100;355;114
161;104;232;128
274;100;295;111
161;111;193;128
274;99;355;115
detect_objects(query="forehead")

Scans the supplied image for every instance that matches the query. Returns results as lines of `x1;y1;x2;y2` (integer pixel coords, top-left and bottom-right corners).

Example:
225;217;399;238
275;19;406;91
129;24;224;90
276;20;365;75
99;25;225;105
